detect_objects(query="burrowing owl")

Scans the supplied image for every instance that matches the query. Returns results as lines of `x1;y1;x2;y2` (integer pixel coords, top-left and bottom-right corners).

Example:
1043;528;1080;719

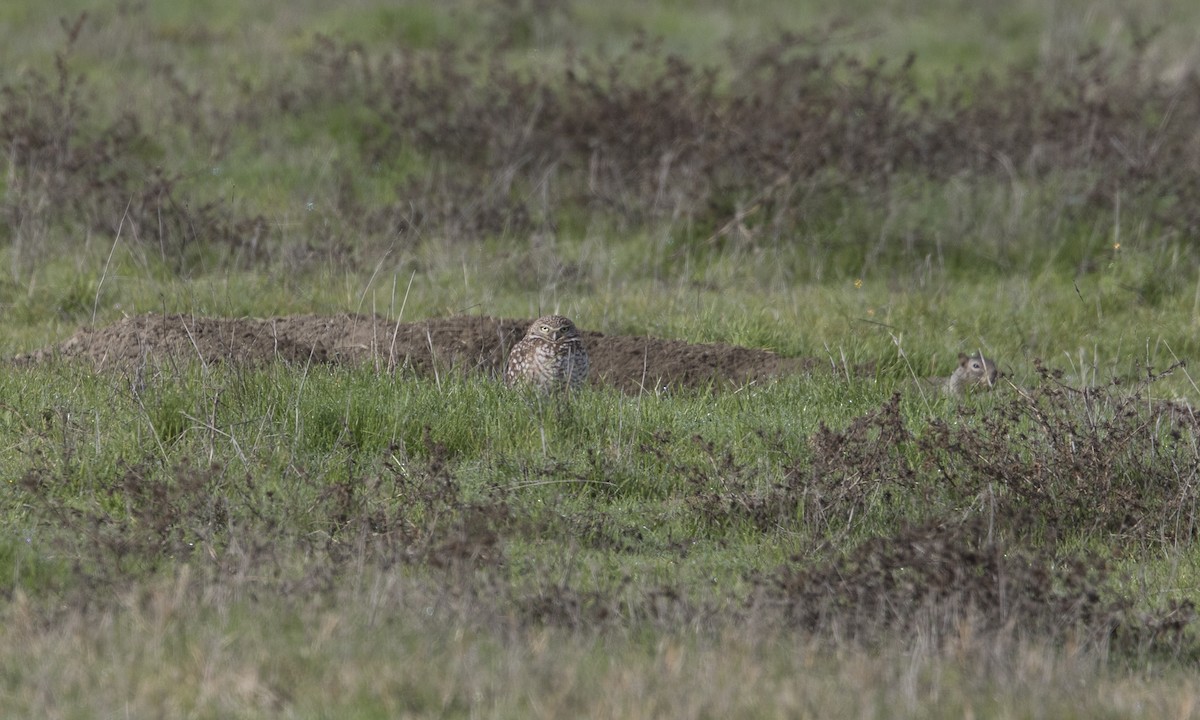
504;314;589;392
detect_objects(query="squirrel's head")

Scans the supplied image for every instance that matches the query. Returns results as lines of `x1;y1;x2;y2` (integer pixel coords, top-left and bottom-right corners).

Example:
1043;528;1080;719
956;352;999;389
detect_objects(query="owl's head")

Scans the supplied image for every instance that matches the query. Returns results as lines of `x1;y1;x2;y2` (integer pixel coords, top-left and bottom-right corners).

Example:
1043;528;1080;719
526;315;581;343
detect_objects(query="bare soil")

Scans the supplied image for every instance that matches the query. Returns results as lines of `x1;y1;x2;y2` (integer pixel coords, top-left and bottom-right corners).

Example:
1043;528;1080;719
13;313;827;392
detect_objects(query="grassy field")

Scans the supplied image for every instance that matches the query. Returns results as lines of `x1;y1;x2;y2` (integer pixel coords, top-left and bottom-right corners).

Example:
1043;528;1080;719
4;0;1200;716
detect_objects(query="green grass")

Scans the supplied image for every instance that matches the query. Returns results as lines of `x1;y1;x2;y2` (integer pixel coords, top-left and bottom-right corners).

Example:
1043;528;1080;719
4;0;1200;716
7;579;1200;719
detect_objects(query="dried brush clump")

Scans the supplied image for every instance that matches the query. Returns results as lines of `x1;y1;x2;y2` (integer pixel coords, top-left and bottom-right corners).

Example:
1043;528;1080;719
514;581;705;631
319;435;511;571
751;514;1196;657
8;15;1199;268
918;361;1200;543
17;460;234;611
14;434;510;610
296;28;1200;246
11;366;1200;656
0;15;266;269
682;395;922;540
686;363;1200;547
701;364;1200;654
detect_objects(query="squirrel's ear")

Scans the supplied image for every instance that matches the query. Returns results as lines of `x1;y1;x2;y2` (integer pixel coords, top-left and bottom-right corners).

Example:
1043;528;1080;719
957;352;968;364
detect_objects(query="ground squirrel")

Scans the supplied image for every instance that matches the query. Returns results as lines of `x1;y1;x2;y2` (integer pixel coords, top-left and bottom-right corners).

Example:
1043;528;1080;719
918;353;1000;395
945;352;999;393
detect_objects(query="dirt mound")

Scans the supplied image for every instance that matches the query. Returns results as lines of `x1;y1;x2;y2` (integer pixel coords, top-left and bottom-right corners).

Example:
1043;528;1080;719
14;313;820;392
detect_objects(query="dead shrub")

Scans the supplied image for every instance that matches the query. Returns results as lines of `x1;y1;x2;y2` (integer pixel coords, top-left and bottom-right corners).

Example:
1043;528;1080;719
9;18;1200;268
0;15;267;269
286;28;1200;251
918;362;1200;544
751;514;1195;657
683;363;1200;548
14;432;510;611
318;435;509;571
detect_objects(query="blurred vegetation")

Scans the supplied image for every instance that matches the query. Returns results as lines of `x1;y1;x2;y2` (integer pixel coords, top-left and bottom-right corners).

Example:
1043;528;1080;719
3;1;1200;716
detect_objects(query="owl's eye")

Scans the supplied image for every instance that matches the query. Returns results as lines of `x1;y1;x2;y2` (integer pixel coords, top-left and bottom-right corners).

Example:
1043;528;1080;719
540;325;551;333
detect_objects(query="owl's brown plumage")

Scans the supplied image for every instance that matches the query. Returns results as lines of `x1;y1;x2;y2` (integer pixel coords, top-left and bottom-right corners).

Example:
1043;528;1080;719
504;314;589;392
